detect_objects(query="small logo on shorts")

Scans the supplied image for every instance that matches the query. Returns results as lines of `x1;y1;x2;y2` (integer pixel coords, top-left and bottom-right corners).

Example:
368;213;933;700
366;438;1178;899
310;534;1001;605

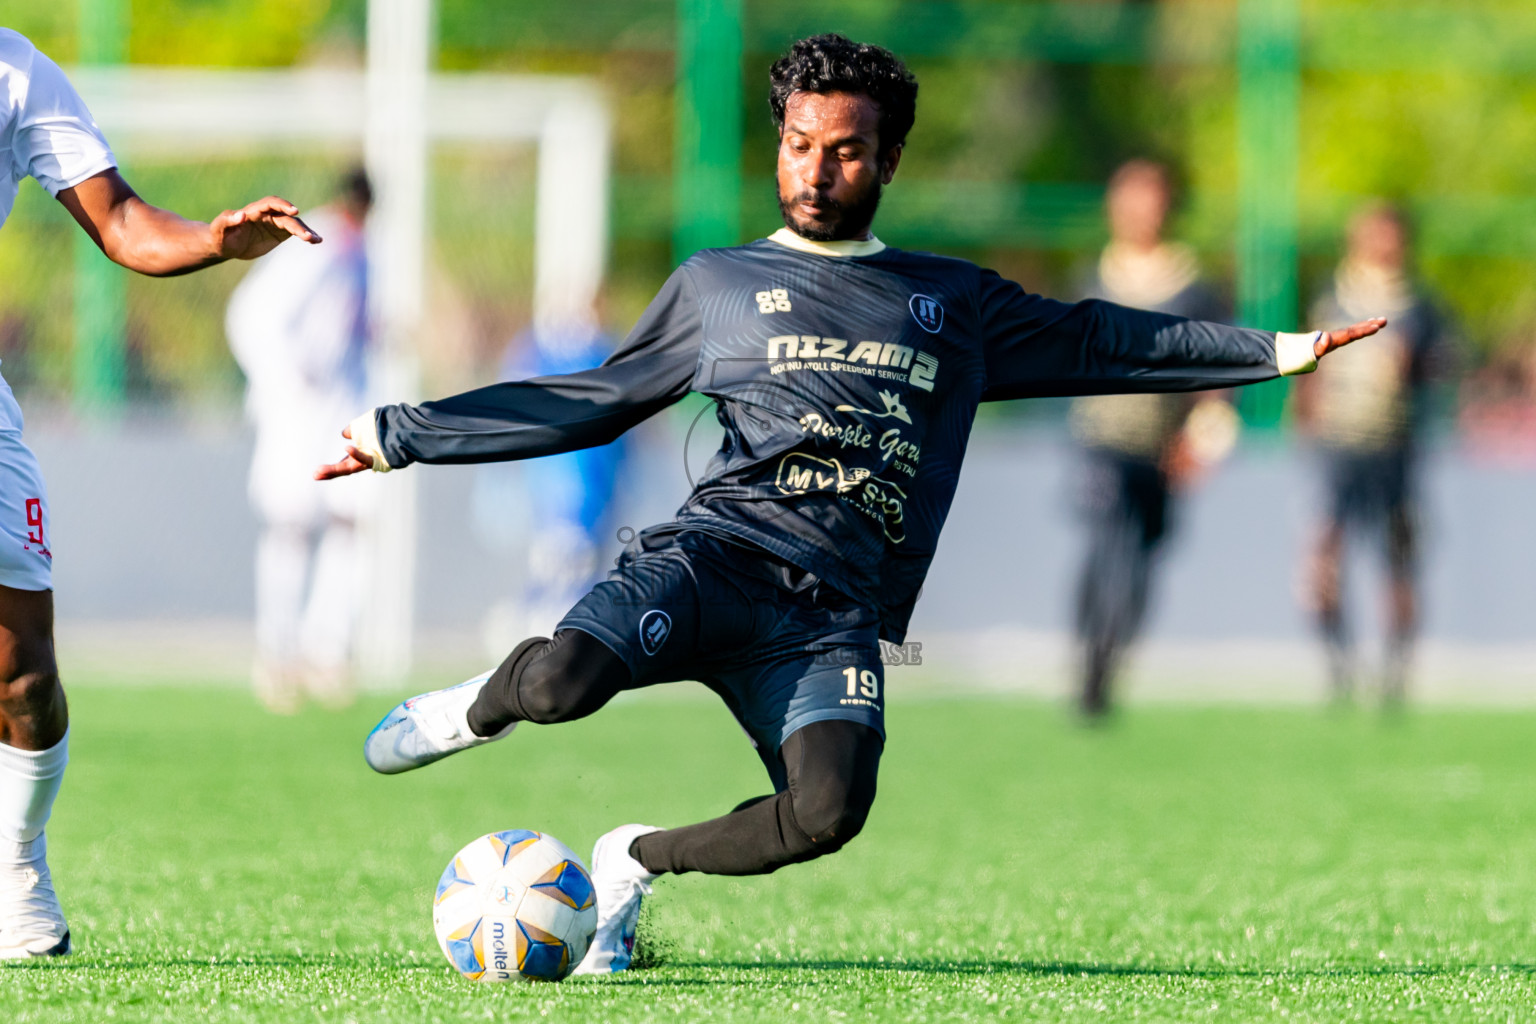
638;610;672;656
909;294;943;333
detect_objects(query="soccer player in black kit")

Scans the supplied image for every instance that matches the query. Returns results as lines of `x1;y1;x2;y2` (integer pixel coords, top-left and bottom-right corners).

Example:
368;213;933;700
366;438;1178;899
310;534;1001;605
318;35;1385;975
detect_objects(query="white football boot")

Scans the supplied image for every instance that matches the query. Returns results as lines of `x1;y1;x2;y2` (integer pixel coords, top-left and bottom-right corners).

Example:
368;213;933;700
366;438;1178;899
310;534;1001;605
573;824;663;976
0;835;70;960
363;670;516;775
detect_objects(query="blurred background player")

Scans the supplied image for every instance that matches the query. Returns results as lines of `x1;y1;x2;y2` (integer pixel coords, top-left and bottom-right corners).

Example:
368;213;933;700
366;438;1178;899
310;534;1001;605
0;28;317;958
474;307;626;652
1295;201;1454;706
226;169;375;713
1068;159;1239;716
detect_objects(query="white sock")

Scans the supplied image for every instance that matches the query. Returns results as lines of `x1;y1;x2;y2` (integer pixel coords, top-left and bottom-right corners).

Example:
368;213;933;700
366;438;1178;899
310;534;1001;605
0;728;69;849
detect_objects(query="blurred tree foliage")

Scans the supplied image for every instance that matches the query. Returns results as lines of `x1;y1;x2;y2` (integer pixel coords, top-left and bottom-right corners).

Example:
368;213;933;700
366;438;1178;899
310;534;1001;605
0;0;1534;408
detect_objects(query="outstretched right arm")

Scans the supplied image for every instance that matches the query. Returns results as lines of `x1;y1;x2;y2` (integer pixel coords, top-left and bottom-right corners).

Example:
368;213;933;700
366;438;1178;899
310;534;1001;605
14;43;317;273
317;268;701;479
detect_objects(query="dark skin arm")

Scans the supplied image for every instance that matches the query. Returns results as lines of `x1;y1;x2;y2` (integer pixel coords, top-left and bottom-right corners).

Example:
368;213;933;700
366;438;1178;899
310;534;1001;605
55;168;320;277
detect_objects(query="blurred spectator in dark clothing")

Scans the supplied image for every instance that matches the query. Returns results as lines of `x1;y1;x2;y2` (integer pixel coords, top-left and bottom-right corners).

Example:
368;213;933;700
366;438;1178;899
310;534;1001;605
1295;201;1455;707
1069;160;1239;717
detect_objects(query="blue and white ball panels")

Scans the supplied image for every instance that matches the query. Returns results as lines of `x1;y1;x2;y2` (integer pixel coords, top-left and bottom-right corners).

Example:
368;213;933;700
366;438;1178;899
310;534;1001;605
432;830;597;982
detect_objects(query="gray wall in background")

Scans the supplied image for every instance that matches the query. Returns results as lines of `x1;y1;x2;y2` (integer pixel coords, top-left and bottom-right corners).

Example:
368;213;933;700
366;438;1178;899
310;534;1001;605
922;433;1536;645
28;419;1536;646
35;424;259;620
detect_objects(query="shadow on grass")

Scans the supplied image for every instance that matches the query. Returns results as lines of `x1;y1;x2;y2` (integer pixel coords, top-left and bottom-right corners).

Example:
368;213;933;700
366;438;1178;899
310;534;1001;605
10;954;1536;988
671;959;1536;981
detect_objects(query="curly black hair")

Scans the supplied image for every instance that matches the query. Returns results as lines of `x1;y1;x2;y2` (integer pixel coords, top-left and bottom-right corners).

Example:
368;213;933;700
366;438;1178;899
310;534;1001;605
769;34;918;155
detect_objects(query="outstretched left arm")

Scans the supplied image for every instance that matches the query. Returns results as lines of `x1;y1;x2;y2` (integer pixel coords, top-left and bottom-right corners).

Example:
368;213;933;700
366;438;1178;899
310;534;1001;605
315;261;704;480
978;270;1384;402
56;169;320;277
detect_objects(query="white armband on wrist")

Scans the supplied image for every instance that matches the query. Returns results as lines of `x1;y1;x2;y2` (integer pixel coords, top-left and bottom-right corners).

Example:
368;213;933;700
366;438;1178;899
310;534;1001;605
1275;331;1322;376
347;410;391;473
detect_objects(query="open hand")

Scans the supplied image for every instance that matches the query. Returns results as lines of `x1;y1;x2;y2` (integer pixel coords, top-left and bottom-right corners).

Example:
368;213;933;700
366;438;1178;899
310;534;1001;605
314;426;374;481
212;196;322;261
1315;317;1388;360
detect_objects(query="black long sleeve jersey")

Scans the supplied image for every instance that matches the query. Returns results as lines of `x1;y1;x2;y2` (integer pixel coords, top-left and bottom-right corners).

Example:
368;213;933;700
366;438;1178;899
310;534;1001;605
372;230;1290;643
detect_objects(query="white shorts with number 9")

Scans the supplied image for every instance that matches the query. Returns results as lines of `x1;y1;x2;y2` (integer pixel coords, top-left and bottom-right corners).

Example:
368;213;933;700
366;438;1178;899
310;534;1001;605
0;429;51;592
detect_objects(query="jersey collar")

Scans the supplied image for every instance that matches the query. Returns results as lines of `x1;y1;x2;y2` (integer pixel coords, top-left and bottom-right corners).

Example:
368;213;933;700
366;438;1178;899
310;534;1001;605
767;227;887;258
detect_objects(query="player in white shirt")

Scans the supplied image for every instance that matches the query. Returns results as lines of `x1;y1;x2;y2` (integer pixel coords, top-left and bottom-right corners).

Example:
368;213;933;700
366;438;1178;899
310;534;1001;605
0;28;319;958
227;170;373;712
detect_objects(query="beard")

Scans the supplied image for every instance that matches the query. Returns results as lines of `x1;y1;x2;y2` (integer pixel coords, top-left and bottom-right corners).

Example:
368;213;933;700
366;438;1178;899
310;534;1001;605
777;177;884;242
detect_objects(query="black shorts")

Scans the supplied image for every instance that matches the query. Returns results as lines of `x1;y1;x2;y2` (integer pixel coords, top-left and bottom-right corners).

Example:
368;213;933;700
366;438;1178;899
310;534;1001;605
559;526;885;790
1080;449;1171;548
1324;447;1417;564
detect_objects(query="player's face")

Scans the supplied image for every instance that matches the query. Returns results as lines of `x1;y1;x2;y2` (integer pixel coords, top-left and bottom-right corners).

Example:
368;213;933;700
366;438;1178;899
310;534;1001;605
777;91;902;241
1349;211;1408;271
1106;171;1170;249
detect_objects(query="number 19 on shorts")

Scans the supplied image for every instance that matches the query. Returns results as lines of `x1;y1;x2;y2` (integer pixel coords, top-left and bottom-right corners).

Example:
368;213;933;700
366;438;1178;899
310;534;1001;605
843;666;880;699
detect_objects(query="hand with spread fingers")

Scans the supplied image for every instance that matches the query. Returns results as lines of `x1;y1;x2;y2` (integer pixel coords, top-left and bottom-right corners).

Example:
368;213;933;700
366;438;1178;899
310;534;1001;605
209;195;322;261
1315;317;1388;360
315;426;375;481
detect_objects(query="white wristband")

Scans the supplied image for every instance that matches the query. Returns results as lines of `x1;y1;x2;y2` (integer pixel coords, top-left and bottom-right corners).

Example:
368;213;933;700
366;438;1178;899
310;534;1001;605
1275;331;1322;376
347;410;391;473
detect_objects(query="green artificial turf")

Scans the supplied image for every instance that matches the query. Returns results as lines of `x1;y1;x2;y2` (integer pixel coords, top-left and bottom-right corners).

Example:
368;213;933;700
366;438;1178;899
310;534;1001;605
3;682;1535;1022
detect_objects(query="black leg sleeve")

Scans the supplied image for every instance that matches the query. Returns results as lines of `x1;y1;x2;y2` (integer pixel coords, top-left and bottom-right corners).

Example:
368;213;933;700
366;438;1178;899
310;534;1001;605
629;719;883;877
466;628;631;737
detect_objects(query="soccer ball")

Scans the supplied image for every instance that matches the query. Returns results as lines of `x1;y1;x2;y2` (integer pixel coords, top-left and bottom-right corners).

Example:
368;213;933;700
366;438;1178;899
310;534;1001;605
432;830;597;982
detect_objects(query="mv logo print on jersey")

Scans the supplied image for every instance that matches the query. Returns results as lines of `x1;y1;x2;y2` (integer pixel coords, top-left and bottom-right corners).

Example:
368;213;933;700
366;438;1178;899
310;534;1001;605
638;609;672;656
909;293;943;333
